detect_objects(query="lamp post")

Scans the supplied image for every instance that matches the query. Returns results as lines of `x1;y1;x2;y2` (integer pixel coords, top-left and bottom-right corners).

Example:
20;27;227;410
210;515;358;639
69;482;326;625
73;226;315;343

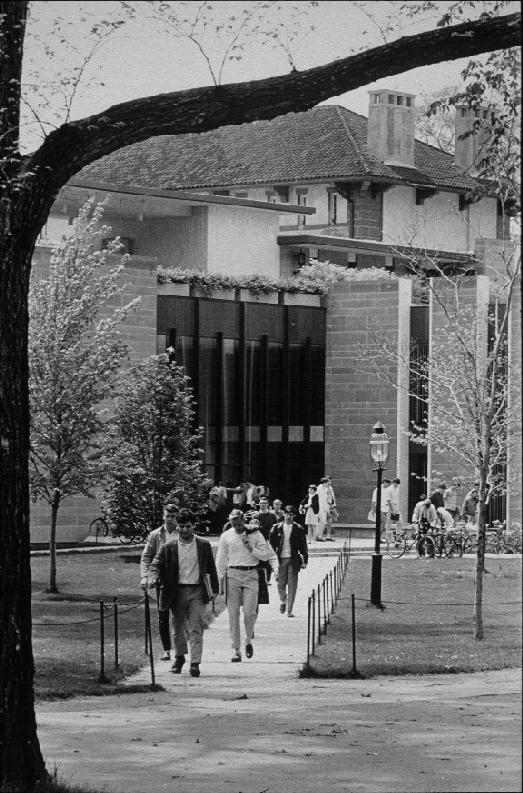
369;422;389;609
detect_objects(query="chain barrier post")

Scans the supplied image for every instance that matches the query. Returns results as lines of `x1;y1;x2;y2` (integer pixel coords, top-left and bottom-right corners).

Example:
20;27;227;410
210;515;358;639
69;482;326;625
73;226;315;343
317;584;321;644
311;589;316;655
144;590;156;687
349;593;363;679
113;596;119;670
98;600;108;683
144;591;150;655
307;596;311;666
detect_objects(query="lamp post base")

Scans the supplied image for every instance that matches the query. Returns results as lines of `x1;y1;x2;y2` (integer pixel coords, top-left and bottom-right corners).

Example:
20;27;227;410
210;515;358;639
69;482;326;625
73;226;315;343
370;553;384;610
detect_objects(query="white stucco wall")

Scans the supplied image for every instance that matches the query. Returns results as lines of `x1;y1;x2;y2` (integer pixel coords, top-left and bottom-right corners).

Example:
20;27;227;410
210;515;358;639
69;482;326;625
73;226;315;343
383;186;497;252
206;204;281;277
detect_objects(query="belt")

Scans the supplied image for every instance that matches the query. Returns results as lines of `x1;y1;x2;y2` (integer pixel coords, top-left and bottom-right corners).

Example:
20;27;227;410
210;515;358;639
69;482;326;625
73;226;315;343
178;583;201;587
228;565;258;570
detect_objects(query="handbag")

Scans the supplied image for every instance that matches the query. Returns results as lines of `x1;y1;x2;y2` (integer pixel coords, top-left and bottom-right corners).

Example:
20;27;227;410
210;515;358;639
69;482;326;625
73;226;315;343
367;509;376;522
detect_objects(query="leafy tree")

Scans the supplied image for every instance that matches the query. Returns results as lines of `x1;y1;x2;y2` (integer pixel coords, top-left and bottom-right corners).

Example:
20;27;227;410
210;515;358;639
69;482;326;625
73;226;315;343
28;198;139;592
0;1;519;788
101;354;207;538
362;2;521;641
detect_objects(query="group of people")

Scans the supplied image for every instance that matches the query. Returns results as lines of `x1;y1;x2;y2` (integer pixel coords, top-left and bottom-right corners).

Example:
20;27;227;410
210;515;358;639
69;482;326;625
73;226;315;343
371;478;480;539
140;491;312;676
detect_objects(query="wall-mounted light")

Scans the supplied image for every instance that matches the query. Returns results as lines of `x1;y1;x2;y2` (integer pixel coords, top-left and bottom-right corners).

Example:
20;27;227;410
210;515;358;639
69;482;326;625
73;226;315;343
297;249;307;268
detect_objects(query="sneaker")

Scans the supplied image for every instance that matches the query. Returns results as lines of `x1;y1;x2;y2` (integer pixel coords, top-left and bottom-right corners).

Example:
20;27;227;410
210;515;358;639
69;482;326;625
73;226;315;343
171;655;185;674
325;537;334;542
245;643;254;659
160;650;171;661
231;651;242;663
189;663;200;677
287;612;296;618
279;603;286;614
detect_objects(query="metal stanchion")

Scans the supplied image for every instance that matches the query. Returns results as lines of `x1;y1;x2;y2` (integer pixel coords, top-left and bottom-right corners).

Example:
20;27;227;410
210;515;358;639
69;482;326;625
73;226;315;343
307;596;311;666
98;600;108;683
113;596;119;670
311;589;316;656
144;590;156;688
349;593;363;679
317;584;321;644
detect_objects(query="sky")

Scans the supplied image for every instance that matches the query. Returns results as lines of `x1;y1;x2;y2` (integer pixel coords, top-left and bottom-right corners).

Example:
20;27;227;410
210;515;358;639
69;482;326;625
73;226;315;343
22;0;519;150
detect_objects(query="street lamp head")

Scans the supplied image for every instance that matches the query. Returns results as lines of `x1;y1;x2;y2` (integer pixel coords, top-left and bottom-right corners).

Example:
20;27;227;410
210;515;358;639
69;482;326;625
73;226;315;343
370;422;389;464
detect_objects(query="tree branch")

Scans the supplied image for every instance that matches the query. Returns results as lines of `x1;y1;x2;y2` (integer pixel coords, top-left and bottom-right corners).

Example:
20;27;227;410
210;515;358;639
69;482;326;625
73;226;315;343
23;12;521;199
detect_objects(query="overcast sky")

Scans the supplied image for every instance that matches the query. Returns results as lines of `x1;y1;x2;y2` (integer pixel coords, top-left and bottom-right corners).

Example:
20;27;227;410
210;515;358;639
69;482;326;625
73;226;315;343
22;1;518;149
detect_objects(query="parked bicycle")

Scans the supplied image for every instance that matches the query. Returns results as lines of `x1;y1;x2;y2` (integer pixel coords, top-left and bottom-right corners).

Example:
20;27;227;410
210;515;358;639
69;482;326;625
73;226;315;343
441;523;477;557
385;523;437;559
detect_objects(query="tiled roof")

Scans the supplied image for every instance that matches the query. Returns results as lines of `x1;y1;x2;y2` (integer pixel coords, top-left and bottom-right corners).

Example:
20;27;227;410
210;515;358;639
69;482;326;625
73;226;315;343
78;105;480;194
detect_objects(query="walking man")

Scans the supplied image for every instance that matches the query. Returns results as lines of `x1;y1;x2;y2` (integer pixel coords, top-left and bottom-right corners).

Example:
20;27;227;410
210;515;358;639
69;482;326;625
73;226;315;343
317;476;337;541
216;509;276;662
140;501;179;661
147;508;219;678
269;505;308;618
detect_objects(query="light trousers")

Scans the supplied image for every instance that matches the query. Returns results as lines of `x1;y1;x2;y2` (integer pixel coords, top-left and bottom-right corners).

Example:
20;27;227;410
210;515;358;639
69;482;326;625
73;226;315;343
277;557;299;614
226;569;259;650
170;585;205;663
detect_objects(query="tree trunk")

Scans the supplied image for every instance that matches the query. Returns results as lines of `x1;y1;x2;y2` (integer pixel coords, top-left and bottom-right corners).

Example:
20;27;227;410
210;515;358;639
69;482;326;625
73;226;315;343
48;490;61;594
0;230;49;788
474;497;486;641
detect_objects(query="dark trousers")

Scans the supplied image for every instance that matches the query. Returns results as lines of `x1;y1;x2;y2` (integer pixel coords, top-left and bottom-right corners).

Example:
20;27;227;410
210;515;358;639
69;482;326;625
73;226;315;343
158;608;171;651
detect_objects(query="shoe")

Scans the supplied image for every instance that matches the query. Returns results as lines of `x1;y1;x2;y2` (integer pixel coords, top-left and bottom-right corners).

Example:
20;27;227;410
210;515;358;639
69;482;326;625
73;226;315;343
171;655;185;673
279;603;286;614
317;538;324;542
231;651;242;663
160;650;171;661
189;663;200;677
245;643;254;659
325;537;334;542
287;612;295;618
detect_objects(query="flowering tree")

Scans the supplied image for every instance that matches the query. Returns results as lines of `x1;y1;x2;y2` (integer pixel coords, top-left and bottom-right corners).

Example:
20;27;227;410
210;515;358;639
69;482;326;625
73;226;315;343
101;354;207;538
29;199;139;592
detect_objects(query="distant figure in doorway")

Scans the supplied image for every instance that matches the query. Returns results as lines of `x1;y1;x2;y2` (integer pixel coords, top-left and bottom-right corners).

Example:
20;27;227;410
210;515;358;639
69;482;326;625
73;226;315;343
271;498;285;524
270;505;308;618
299;484;320;543
462;485;479;525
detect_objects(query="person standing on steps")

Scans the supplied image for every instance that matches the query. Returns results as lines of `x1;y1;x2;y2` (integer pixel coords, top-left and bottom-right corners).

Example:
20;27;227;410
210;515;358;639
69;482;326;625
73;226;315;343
216;509;276;663
317;476;337;541
269;505;308;618
371;477;391;541
299;484;320;543
147;508;219;678
140;501;179;661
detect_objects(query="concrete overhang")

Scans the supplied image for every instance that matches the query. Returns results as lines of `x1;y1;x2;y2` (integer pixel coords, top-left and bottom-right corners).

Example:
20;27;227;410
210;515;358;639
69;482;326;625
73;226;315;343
65;179;316;218
277;233;475;265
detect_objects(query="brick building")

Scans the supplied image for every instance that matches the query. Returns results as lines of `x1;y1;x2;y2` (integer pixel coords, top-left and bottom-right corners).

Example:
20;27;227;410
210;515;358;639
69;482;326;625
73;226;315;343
30;91;520;543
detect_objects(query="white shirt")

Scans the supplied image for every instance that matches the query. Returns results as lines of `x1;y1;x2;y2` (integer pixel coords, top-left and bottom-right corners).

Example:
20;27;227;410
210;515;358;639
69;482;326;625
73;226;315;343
317;483;335;512
372;485;390;511
177;538;200;584
216;527;273;579
386;484;400;513
281;523;292;558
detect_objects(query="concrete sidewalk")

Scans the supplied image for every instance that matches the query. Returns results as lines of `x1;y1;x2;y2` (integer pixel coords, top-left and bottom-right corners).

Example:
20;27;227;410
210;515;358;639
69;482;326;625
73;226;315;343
36;547;521;793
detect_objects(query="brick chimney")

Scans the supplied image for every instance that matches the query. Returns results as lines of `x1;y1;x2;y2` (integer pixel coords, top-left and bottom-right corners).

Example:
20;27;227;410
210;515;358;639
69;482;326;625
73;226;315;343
454;105;491;174
367;90;416;167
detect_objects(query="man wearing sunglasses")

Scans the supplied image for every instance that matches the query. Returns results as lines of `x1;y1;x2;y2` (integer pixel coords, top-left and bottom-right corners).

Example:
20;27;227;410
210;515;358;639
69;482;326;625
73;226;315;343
148;508;219;678
269;505;308;618
140;502;180;661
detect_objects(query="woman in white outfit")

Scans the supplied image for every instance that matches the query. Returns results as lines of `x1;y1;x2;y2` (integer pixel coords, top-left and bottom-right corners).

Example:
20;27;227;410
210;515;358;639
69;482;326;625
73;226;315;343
299;484;320;543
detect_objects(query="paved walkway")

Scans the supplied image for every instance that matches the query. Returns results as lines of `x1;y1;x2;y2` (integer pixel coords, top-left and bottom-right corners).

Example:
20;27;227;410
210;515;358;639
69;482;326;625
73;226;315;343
36;542;521;793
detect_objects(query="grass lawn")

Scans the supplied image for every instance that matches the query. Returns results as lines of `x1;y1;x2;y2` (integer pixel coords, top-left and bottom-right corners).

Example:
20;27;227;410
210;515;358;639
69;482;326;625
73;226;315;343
31;550;224;700
304;554;522;678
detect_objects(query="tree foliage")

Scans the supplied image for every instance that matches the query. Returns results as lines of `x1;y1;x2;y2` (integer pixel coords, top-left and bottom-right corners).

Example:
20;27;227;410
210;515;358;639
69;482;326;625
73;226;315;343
28;198;139;590
101;354;207;538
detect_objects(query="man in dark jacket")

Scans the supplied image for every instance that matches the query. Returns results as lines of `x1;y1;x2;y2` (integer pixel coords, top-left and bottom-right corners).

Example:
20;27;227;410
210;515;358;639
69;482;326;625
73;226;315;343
269;505;308;618
148;508;219;678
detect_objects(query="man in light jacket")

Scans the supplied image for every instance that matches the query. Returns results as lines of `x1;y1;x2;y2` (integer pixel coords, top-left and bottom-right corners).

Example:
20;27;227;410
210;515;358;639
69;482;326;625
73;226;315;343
140;501;179;661
269;505;308;618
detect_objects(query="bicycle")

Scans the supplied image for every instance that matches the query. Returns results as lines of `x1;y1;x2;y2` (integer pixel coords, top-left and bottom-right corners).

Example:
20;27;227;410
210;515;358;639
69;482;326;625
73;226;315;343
385;524;436;559
89;516;110;542
443;523;477;557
